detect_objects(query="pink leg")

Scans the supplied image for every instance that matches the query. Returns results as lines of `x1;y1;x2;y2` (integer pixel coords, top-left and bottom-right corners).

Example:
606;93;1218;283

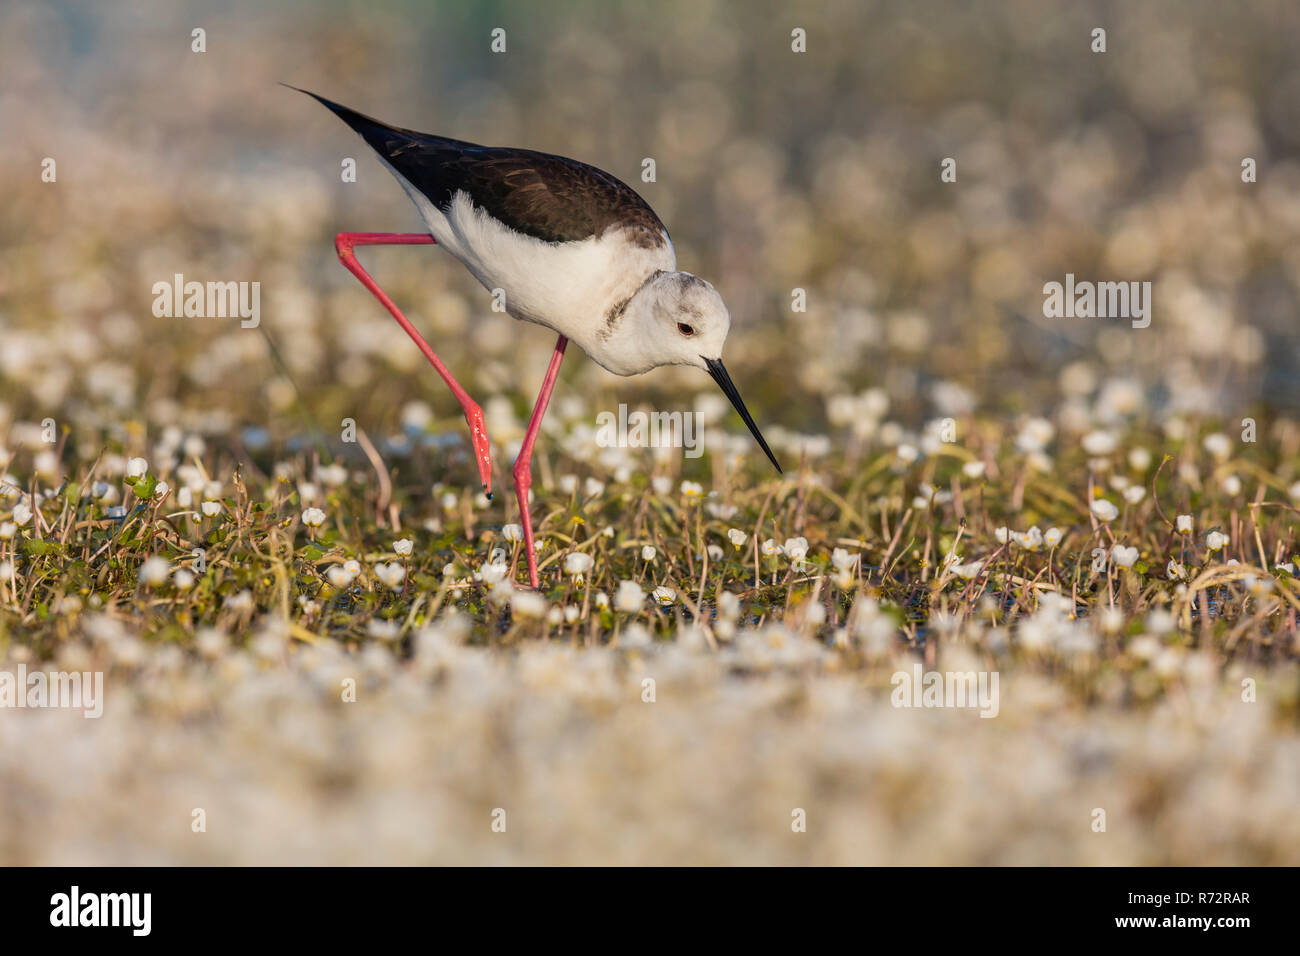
514;335;569;588
334;232;493;496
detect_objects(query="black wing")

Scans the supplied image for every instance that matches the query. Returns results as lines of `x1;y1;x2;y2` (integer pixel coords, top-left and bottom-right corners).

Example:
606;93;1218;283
293;88;668;247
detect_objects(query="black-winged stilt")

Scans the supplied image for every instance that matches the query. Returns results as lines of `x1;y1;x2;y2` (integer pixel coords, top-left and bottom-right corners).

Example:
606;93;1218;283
291;88;781;588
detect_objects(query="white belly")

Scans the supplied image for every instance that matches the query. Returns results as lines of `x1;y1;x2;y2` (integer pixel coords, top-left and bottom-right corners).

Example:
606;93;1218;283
381;157;675;357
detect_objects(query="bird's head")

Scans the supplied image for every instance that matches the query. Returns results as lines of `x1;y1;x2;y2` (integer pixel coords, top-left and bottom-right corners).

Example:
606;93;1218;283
616;270;782;473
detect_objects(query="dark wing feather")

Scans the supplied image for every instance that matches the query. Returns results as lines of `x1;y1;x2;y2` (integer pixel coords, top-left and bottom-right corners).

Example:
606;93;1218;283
294;88;668;246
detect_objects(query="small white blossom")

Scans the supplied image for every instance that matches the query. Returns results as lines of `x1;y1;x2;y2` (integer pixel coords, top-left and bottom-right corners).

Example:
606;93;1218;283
139;557;170;586
511;590;548;619
1111;545;1138;568
373;562;406;590
652;585;676;606
614;580;645;613
393;538;413;556
301;507;327;527
1090;499;1119;522
563;552;593;579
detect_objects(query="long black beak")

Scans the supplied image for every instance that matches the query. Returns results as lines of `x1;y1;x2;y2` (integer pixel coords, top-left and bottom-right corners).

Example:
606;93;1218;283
704;357;782;474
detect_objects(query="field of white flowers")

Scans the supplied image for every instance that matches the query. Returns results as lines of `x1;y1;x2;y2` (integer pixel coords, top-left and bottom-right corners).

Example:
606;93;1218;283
2;0;1299;864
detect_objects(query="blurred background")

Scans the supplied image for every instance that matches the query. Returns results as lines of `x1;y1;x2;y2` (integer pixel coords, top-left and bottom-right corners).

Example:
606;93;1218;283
2;0;1299;467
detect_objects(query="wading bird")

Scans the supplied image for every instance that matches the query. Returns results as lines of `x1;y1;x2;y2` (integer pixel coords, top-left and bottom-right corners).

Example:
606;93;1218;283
292;88;781;587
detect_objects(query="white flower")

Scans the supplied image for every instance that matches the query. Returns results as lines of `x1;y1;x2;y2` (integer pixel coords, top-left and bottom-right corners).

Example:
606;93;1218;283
962;461;986;478
1111;545;1138;568
727;528;747;548
594;591;609;609
477;559;508;586
831;548;859;572
1176;514;1192;534
173;568;195;590
11;503;32;527
327;560;361;588
201;500;223;518
0;561;15;583
707;502;738;520
1124;486;1146;504
1205;531;1229;552
0;522;14;540
651;476;671;495
614;580;645;613
641;545;657;562
782;537;809;562
1222;474;1242;496
125;457;148;479
1081;430;1118;455
707;544;724;561
1202;432;1231;460
680;480;704;499
153;481;169;498
1044;527;1063;548
502;523;523;543
652;585;676;606
994;526;1010;543
952;561;983;580
440;491;458;511
511;590;548;619
301;507;327;528
761;538;778;556
584;477;605;498
564;605;580;623
373;562;406;590
1167;559;1186;580
896;443;919;464
1016;418;1054;453
139;556;169;586
1129;447;1152;471
1090;498;1119;521
563;552;592;579
1013;526;1043;550
393;538;413;556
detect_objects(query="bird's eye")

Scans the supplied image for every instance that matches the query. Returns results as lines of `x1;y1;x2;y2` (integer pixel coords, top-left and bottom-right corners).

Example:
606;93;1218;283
677;323;695;336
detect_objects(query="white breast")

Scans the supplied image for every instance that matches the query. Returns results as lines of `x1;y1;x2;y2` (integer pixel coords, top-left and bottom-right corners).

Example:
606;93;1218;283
381;157;676;359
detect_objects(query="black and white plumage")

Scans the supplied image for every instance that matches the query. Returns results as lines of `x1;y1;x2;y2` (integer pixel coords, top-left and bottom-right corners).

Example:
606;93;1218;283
294;87;781;473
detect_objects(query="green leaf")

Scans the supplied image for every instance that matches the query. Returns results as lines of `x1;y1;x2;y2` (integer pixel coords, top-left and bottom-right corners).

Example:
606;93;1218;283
22;539;62;557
